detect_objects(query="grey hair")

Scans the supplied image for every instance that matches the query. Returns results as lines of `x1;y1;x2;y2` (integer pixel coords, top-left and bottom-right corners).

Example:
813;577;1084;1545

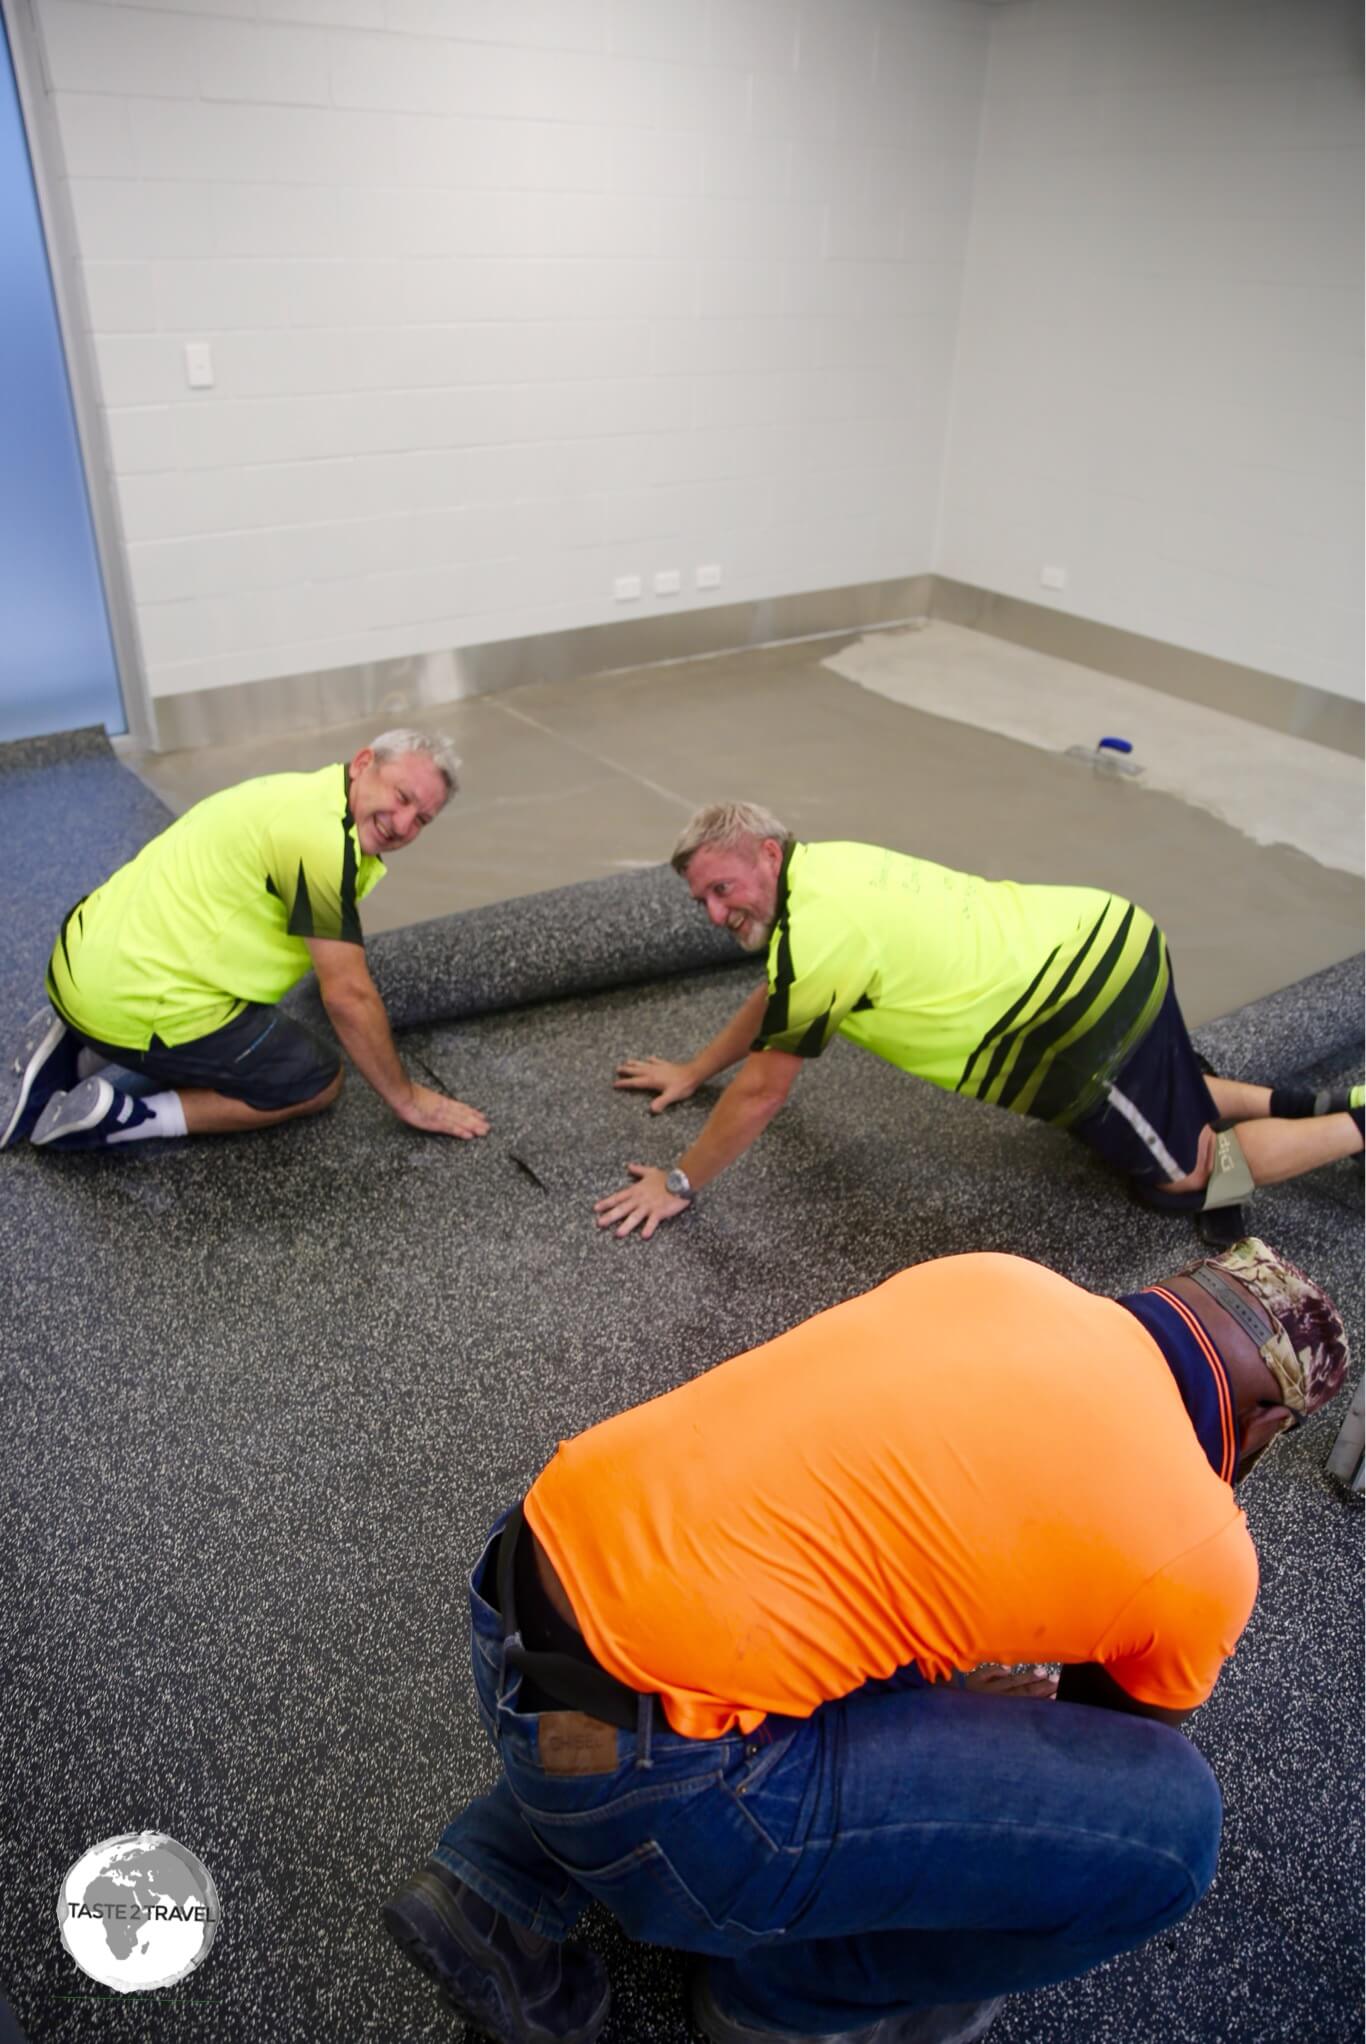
671;801;792;875
369;727;462;798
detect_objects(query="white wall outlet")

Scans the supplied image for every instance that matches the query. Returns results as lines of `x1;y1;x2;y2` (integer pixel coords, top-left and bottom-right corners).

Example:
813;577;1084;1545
653;568;681;595
1040;564;1067;591
696;563;722;588
613;574;642;601
184;342;214;389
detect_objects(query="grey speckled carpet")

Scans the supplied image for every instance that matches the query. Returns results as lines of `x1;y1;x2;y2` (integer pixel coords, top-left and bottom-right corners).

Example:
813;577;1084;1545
0;735;1361;2044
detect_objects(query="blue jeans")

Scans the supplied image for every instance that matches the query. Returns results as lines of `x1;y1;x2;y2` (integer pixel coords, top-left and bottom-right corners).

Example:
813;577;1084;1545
436;1516;1223;2035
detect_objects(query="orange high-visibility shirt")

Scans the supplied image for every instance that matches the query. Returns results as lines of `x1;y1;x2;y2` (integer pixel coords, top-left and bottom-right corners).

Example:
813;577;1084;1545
525;1254;1257;1738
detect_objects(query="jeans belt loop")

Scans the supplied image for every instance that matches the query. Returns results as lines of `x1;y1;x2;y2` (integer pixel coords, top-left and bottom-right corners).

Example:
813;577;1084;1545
635;1687;655;1770
494;1500;524;1704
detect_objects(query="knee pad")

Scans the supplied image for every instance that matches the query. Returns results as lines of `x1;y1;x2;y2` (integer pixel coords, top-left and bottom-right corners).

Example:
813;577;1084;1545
1201;1123;1254;1211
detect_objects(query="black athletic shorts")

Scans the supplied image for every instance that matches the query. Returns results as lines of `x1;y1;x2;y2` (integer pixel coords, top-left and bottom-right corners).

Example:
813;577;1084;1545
1068;975;1217;1189
71;1003;339;1112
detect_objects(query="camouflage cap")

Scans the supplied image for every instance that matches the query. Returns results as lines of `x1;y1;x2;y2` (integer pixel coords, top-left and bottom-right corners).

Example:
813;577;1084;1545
1185;1237;1350;1416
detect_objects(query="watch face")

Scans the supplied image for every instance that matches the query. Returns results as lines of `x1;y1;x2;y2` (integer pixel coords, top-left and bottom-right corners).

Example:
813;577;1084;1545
666;1169;691;1196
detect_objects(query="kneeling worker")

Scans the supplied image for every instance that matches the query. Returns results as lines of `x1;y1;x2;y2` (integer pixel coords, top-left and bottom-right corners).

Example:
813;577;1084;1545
2;730;488;1153
383;1238;1347;2043
597;804;1363;1239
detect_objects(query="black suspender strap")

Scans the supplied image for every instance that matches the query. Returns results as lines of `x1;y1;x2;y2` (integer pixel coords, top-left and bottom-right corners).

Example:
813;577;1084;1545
498;1501;663;1733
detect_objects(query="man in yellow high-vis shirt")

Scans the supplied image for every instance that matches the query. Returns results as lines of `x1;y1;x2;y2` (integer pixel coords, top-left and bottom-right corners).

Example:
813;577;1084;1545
2;730;488;1154
595;802;1363;1240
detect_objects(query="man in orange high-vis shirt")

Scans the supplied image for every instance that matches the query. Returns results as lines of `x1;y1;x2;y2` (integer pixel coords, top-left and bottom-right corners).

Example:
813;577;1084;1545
384;1240;1348;2044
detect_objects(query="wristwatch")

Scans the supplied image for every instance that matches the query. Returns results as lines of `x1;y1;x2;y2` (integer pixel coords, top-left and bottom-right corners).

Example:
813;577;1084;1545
665;1167;693;1200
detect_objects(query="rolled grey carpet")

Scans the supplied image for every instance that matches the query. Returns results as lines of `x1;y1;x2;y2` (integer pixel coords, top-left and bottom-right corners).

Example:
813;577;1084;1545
291;856;1363;1093
1193;952;1364;1086
289;864;748;1032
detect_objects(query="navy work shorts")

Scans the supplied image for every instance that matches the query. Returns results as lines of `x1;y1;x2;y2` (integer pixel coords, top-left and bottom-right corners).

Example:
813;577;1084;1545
1069;975;1217;1189
73;1003;339;1112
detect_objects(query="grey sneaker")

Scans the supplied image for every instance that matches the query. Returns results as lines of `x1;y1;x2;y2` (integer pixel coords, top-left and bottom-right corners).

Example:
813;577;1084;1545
691;1967;1003;2044
0;1009;78;1149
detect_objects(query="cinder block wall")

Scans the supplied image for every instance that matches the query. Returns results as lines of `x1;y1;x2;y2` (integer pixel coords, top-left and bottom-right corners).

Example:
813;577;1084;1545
939;0;1364;704
33;0;989;708
24;0;1365;719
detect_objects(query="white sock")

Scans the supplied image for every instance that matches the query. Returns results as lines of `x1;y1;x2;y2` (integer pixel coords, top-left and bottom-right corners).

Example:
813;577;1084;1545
106;1089;189;1144
76;1047;114;1080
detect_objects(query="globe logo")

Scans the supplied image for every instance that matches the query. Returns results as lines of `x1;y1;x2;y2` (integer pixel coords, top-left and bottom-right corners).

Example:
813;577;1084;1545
57;1832;221;1993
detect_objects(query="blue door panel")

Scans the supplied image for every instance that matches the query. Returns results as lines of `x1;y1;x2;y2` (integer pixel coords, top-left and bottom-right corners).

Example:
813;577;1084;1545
0;18;125;743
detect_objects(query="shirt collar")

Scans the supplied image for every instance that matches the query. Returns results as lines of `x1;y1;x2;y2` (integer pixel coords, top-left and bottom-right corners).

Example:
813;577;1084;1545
767;840;799;956
1117;1287;1240;1483
336;762;386;879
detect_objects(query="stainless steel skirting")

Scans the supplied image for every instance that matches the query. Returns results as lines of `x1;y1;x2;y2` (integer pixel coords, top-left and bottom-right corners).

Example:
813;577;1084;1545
144;572;1362;760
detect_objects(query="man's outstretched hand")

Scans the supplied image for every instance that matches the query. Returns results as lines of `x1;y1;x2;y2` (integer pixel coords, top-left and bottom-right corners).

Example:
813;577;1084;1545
399;1083;490;1139
594;1163;690;1240
613;1056;697;1113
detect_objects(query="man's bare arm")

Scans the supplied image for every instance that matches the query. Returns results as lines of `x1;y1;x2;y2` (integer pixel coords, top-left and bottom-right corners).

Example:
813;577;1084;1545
307;938;489;1139
595;1046;800;1239
675;1048;799;1185
613;984;770;1112
1054;1662;1194;1727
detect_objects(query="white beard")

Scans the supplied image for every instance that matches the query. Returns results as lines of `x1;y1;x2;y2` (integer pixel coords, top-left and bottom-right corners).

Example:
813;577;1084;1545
732;917;772;953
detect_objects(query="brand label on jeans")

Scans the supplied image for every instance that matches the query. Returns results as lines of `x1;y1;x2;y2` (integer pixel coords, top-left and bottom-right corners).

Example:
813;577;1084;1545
538;1713;620;1776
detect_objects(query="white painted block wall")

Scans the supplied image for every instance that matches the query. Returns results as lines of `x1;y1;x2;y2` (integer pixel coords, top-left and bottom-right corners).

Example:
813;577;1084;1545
31;0;990;704
938;0;1364;703
27;0;1365;714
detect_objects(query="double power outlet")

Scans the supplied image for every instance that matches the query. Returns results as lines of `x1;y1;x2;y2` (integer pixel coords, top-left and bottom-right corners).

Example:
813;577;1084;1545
614;565;722;602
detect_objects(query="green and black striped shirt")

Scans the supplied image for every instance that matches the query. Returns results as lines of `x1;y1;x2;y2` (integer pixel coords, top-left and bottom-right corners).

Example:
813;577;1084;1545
48;764;384;1050
754;842;1168;1125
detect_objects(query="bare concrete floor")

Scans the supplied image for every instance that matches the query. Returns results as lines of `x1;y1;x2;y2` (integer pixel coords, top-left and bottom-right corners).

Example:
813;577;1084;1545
119;632;1364;1027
